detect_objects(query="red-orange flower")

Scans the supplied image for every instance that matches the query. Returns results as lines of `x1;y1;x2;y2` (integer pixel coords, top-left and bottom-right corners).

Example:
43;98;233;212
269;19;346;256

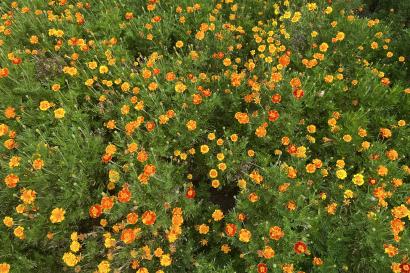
294;241;308;254
271;93;282;103
279;54;290;67
186;187;196;199
89;204;102;218
225;223;237;237
258;263;268;273
268;110;279;122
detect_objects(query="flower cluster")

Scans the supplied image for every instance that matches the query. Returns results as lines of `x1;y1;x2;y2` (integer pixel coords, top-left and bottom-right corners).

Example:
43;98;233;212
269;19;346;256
0;0;409;273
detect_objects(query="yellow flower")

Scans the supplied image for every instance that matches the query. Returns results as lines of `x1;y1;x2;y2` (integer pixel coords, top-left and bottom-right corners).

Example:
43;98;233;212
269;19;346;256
39;101;52;111
88;61;98;69
208;133;216;140
50;208;66;223
98;260;110;273
160;254;172;267
209;169;218;179
307;2;317;11
70;240;81;252
352;173;364;186
54;108;65;119
62;252;78;267
3;216;13;228
307;125;316;133
336;169;347;180
13;226;25;239
344;190;354;199
342;134;352;142
99;65;109;74
336;32;345;41
211;209;224;221
200;145;209;154
175;81;187;93
175;40;184;48
211;179;220;188
70;232;78;241
291;11;302;23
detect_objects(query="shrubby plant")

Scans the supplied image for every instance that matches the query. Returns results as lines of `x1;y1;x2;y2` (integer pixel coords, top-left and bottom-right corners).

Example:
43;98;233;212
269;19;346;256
0;0;409;273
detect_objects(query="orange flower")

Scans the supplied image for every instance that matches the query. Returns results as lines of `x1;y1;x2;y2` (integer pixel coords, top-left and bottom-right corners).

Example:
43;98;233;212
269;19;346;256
211;209;224;221
287;200;297;211
278;54;290;67
127;212;139;224
198;224;209;234
4;174;19;188
13;226;25;239
287;166;298;179
125;12;134;20
4;139;16;150
143;164;156;176
0;67;9;78
234;112;250;124
0;124;9;136
271;93;282;103
305;163;316;173
290;78;301;88
326;203;337;215
269;226;284;240
121;228;136;244
101;196;114;211
186;120;197;131
313;257;323;266
137;150;148;162
32;159;44;170
379;128;392;138
384;244;398;257
238;228;251;243
0;263;10;273
142;210;156;225
4;107;16;119
118;186;132;203
255;125;267;138
20;189;37;204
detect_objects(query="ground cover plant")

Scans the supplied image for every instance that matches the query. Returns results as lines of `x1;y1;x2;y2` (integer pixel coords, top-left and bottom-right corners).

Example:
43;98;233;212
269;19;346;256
0;0;409;272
